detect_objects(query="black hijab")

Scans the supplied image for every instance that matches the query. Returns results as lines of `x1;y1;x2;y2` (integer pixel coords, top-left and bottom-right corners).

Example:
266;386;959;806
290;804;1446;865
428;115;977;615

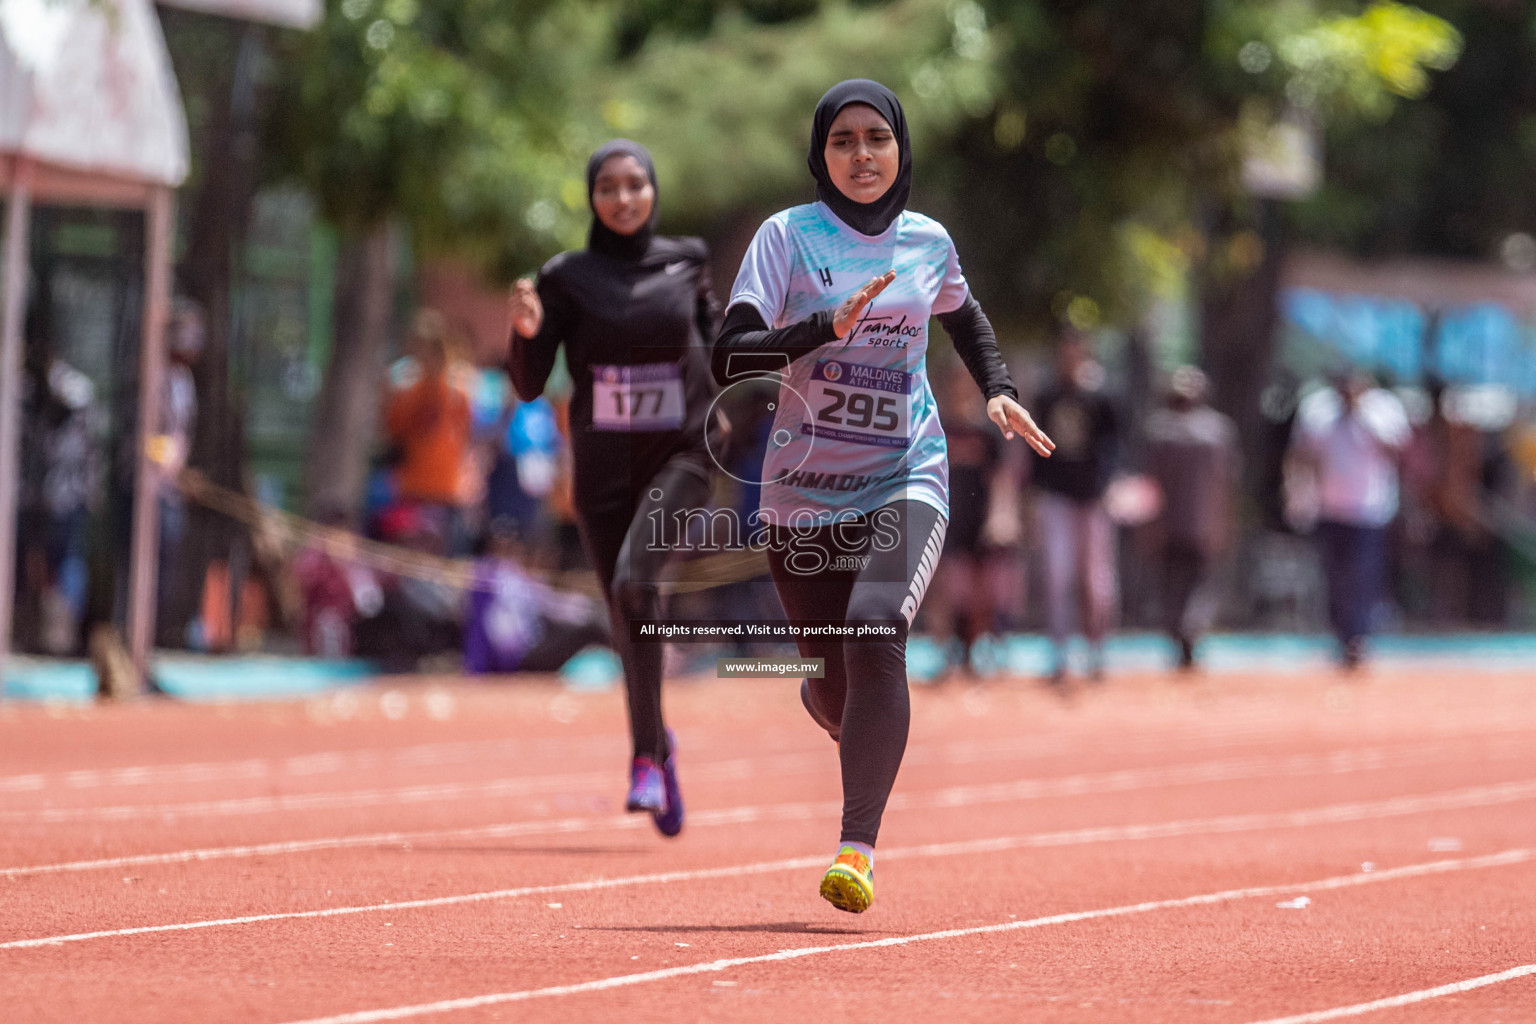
586;139;659;262
806;79;912;237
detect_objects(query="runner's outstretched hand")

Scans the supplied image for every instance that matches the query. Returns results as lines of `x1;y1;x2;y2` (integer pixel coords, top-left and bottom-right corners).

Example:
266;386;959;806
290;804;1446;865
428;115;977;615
987;394;1055;457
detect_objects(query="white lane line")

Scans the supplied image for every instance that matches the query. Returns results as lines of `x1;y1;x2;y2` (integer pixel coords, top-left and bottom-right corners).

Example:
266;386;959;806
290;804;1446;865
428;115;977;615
0;755;1157;824
0;724;1237;795
0;730;1074;797
0;738;619;793
266;850;1536;1024
2;742;1518;876
0;814;648;879
885;739;1528;813
0;853;835;951
19;734;1530;827
0;771;634;824
11;708;1524;797
0;774;46;793
0;749;836;824
1243;965;1536;1023
0;734;1077;817
4;782;1534;949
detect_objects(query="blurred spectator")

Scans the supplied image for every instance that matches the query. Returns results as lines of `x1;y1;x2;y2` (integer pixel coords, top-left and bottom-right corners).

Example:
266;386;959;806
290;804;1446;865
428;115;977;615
463;517;610;674
1287;370;1410;669
17;328;102;654
291;509;384;658
1030;332;1120;682
152;299;202;647
1403;387;1506;625
546;395;588;573
457;360;517;549
1144;367;1240;670
484;392;563;547
930;369;1006;677
354;504;463;671
383;311;473;549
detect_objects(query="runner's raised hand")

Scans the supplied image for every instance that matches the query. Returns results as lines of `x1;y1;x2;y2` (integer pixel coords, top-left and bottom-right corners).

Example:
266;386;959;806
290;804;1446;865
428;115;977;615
508;278;543;339
832;270;896;339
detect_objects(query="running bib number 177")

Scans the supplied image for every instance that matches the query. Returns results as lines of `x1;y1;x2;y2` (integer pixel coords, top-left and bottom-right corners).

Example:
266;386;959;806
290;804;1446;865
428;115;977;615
804;360;912;449
591;363;685;431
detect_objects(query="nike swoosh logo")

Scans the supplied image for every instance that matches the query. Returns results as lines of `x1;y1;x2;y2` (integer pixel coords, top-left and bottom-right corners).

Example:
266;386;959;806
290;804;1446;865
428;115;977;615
665;261;689;275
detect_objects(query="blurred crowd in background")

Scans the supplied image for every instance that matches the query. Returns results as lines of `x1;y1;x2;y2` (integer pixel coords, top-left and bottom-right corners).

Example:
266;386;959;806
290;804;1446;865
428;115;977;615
13;0;1536;684
17;285;1536;684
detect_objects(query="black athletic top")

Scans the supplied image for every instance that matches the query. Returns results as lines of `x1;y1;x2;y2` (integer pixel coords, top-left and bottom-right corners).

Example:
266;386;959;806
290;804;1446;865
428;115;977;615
1029;383;1118;502
508;236;721;508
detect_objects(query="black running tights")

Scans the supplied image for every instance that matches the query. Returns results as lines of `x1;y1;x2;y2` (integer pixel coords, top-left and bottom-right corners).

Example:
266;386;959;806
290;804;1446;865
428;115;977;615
578;456;713;765
766;500;947;847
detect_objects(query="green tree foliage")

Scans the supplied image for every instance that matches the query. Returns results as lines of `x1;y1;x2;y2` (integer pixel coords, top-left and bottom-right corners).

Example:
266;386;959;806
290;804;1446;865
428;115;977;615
266;0;603;271
266;0;1463;330
591;0;1000;233
252;0;1470;517
1290;0;1536;262
941;0;1462;335
266;0;947;276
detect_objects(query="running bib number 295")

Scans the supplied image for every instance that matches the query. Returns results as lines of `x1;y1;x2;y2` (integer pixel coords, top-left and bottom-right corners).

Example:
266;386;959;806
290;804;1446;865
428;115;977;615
804;360;912;449
591;363;685;431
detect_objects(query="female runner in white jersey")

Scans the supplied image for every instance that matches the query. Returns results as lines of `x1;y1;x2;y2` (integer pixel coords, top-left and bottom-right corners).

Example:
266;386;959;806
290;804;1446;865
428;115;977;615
713;80;1054;912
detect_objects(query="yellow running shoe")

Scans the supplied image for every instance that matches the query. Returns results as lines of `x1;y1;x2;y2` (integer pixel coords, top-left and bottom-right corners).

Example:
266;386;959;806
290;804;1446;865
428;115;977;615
820;845;874;913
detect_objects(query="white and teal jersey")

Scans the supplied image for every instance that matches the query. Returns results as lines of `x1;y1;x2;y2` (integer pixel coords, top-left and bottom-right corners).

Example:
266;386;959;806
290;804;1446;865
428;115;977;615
728;201;969;525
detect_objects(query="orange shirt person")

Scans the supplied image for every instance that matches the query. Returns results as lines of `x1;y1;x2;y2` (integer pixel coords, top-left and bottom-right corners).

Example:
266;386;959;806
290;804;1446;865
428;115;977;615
384;328;471;508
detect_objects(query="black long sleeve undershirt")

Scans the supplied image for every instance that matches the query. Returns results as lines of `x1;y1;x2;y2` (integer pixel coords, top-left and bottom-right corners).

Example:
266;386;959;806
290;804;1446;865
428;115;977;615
712;296;1017;402
710;303;838;384
935;295;1017;402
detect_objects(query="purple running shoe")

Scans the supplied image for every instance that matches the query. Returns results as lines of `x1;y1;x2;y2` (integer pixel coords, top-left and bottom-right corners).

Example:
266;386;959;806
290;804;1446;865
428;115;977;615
653;729;684;837
626;757;666;814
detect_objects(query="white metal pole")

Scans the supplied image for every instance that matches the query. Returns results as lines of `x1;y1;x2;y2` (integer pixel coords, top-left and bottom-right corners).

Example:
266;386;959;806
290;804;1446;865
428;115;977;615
0;159;35;684
125;185;175;680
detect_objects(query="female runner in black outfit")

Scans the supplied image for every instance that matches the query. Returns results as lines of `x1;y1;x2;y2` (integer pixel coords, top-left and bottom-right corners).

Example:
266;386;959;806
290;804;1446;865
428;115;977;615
506;140;719;837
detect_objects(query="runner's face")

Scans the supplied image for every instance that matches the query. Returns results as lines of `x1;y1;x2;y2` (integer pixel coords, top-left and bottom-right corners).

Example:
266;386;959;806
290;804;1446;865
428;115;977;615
823;104;898;205
592;155;655;237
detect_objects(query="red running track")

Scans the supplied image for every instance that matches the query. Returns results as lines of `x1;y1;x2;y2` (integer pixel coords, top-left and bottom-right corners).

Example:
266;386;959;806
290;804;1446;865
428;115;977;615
2;667;1535;1023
